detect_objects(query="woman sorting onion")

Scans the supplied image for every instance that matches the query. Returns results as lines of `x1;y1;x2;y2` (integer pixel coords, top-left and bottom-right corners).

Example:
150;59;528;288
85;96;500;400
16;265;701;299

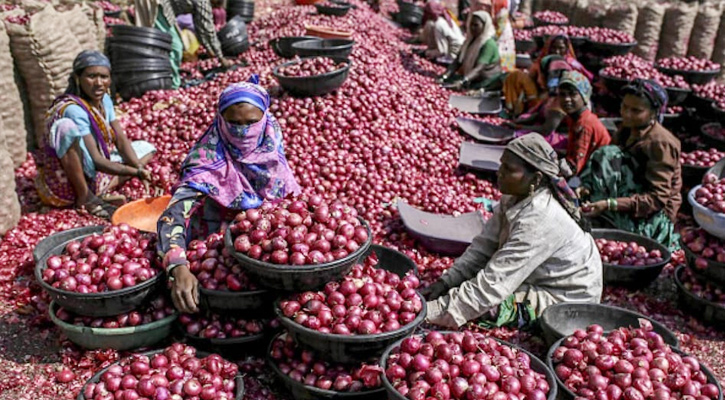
422;134;602;329
419;2;465;60
556;70;611;176
35;50;156;220
503;34;591;118
580;80;681;248
157;76;301;313
439;10;501;91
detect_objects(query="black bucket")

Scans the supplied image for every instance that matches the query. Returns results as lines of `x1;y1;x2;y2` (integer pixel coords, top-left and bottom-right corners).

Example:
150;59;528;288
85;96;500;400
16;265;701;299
227;0;255;22
117;72;173;100
110;25;172;43
108;40;171;62
396;2;423;28
218;16;249;56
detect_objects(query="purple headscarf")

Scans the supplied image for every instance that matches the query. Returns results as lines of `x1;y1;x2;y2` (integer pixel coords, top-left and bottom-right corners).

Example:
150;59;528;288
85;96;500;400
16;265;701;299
623;79;669;123
175;76;301;210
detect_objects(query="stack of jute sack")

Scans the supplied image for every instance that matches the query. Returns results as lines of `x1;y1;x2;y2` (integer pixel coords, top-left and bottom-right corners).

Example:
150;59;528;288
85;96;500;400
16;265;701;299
0;1;106;234
531;0;725;82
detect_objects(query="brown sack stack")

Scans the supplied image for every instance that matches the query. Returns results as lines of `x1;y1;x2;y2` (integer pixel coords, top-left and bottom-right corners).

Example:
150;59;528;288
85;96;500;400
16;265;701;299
4;5;83;145
603;3;639;37
634;1;666;62
0;119;21;235
656;1;699;59
687;1;724;61
60;5;100;53
0;20;26;167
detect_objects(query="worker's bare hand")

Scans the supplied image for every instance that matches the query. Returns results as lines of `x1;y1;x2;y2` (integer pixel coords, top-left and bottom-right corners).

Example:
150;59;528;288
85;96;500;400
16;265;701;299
170;265;199;313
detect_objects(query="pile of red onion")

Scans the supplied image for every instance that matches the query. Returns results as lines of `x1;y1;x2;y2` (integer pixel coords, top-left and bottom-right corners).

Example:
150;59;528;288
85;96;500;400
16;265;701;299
42;224;160;293
179;312;266;339
269;333;383;391
96;0;121;11
552;322;720;400
533;11;568;25
187;231;260;292
693;82;725;109
680;149;724;168
679;267;725;306
514;29;533;41
277;57;347;78
55;296;174;329
230;197;369;265
279;252;422;334
601;55;690;90
680;227;725;266
587;28;635;45
702;124;725;141
385;331;551;400
657;57;721;73
81;343;239;400
595;239;664;266
694;173;725;214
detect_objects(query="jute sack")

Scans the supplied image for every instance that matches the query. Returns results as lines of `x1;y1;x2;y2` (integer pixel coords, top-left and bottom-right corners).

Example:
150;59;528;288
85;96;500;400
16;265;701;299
570;0;589;27
576;0;612;27
0;145;21;235
633;1;666;62
657;1;699;59
0;21;26;166
59;5;99;52
5;5;82;144
690;2;724;61
603;2;639;36
519;0;533;15
713;10;725;81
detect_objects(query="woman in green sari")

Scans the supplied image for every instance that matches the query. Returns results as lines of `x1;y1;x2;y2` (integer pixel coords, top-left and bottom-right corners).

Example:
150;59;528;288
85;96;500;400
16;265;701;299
580;80;682;248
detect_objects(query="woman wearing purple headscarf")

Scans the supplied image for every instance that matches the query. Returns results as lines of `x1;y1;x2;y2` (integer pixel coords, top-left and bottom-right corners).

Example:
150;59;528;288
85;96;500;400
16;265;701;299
157;76;301;313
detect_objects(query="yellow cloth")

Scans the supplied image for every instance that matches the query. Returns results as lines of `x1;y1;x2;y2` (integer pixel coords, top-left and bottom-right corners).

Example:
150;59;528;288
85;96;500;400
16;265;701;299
181;29;200;61
503;70;540;116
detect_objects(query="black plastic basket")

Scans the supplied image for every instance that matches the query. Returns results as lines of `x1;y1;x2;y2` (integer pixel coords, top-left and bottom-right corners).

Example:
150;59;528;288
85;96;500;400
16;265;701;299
591;229;671;288
515;38;536;53
110;25;173;43
701;121;725;151
266;332;386;400
273;57;352;97
665;86;691;106
587;40;637;57
547;334;723;400
656;65;721;86
539;302;679;349
76;349;245;400
269;36;321;58
674;266;725;329
362;244;419;277
291;39;354;58
680;236;725;286
36;232;164;317
199;286;271;315
599;71;631;96
381;332;558;400
180;325;268;359
224;217;370;292
33;226;104;264
117;73;173;100
682;163;711;188
315;2;352;16
49;301;177;351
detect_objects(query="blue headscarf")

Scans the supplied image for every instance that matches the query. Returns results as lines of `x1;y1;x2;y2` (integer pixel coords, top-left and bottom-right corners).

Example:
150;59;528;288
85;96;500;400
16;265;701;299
218;75;269;113
623;79;669;123
65;50;112;95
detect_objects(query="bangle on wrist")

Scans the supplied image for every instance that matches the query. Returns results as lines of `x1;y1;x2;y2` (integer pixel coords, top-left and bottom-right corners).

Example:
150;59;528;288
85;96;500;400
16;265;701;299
607;198;617;211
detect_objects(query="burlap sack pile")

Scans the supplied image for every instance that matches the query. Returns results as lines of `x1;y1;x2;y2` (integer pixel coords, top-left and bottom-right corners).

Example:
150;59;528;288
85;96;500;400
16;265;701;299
0;21;26;167
0;141;21;234
603;2;639;36
633;1;666;62
656;1;698;59
714;10;725;82
5;5;82;144
60;5;99;52
688;2;724;61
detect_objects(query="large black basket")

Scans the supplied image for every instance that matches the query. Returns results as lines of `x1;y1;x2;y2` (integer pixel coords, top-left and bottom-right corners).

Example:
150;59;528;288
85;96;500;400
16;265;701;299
591;229;671;288
224;218;371;292
36;232;164;317
272;57;352;97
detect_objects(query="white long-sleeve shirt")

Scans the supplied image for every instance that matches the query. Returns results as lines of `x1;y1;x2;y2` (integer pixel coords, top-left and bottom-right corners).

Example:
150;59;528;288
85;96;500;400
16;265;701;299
421;18;465;58
427;188;603;328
